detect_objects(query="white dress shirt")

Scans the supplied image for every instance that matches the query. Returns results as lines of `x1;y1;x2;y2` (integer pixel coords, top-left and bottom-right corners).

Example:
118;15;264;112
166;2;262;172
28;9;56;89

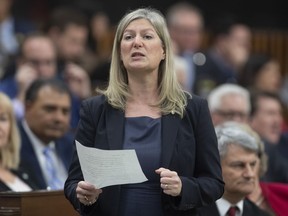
216;197;244;216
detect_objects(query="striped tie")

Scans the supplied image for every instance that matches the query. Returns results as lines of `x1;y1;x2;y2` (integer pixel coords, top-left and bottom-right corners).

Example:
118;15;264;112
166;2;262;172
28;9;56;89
43;147;63;190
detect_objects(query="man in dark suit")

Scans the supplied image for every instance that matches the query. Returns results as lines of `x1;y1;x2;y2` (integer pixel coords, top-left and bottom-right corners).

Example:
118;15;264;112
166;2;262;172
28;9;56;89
198;122;269;216
250;91;288;183
19;78;74;190
193;17;252;98
166;2;205;93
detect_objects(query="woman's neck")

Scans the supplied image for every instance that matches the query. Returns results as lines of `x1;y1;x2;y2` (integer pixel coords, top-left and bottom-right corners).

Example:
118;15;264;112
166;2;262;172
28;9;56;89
125;71;161;118
126;86;160;118
128;78;158;104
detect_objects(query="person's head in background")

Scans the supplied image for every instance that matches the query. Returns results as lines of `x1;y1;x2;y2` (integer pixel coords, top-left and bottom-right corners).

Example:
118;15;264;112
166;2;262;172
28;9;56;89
0;0;13;21
208;15;252;71
90;11;111;42
250;91;283;145
166;1;204;54
238;54;282;93
45;6;88;63
215;121;262;204
0;92;21;169
208;84;250;126
24;78;71;144
17;32;57;78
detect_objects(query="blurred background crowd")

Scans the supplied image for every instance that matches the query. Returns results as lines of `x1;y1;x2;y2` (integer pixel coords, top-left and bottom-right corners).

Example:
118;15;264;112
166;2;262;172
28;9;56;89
0;0;288;215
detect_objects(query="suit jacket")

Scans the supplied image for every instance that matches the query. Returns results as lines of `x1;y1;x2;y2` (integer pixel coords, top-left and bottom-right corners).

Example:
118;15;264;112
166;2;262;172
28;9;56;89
197;198;270;216
276;132;288;162
64;94;224;216
18;122;75;190
261;139;288;183
0;169;38;192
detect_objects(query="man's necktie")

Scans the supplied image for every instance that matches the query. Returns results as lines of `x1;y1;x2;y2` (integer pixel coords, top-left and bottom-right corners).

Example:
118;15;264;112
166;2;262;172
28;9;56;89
227;206;238;216
43;147;63;190
227;206;239;216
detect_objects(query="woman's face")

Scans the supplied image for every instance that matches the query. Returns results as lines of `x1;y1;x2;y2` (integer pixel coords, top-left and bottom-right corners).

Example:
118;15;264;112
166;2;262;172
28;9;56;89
255;61;281;92
0;106;11;148
120;18;165;75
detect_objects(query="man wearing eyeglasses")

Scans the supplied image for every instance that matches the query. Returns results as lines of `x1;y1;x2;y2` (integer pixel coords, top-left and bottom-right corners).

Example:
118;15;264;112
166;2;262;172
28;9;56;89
207;84;288;183
0;33;86;132
0;33;57;119
207;83;250;126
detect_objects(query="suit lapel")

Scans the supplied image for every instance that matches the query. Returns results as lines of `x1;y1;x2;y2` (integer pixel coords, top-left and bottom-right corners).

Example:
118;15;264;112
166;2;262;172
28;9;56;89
19;123;47;189
106;105;125;150
161;114;181;168
198;202;221;216
243;198;253;216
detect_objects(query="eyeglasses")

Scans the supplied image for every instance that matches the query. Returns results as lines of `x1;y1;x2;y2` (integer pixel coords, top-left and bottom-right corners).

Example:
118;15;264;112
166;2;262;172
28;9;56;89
215;110;248;121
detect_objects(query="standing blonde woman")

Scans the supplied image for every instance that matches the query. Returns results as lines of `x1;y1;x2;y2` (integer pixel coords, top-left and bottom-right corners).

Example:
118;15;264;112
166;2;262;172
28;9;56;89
0;92;36;191
65;7;224;216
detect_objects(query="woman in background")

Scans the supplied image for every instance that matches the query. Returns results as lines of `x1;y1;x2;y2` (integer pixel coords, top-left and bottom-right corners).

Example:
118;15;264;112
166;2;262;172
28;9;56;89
238;54;282;94
0;92;36;191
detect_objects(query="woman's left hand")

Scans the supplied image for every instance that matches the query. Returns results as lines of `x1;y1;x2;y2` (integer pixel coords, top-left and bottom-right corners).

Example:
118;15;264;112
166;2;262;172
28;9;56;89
155;167;182;196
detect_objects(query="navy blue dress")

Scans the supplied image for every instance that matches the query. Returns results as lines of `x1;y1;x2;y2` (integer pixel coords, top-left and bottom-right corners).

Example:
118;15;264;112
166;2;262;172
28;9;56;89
119;116;163;216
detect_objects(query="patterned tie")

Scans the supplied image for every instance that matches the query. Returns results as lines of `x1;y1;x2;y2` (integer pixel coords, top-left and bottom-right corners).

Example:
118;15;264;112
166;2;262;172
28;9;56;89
227;206;238;216
43;147;63;190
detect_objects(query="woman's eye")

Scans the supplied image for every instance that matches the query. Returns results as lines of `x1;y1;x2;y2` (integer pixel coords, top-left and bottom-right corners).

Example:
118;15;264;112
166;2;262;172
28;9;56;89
123;35;133;40
144;35;153;39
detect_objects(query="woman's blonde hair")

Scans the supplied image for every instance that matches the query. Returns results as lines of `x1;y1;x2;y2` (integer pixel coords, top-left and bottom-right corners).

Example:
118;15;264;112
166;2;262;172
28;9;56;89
0;93;20;169
100;7;188;117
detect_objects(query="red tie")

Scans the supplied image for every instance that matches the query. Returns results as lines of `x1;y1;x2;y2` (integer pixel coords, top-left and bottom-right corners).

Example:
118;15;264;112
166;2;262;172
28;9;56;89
227;206;238;216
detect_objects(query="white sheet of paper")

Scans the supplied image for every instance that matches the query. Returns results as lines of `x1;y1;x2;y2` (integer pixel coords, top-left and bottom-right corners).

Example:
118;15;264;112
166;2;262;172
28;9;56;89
75;140;148;188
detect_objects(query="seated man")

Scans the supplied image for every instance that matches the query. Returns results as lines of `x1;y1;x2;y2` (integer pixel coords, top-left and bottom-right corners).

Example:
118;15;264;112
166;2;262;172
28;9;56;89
0;33;57;119
207;84;288;183
193;18;252;98
0;32;89;131
250;90;288;183
207;83;250;126
250;91;284;146
198;121;269;216
19;78;74;190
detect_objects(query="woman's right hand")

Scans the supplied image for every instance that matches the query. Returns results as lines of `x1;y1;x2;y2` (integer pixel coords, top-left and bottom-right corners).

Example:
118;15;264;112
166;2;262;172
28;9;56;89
76;181;102;206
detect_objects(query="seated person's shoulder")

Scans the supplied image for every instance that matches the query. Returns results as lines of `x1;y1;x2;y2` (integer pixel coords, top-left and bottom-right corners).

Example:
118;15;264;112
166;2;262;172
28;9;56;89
244;198;270;216
11;168;40;190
